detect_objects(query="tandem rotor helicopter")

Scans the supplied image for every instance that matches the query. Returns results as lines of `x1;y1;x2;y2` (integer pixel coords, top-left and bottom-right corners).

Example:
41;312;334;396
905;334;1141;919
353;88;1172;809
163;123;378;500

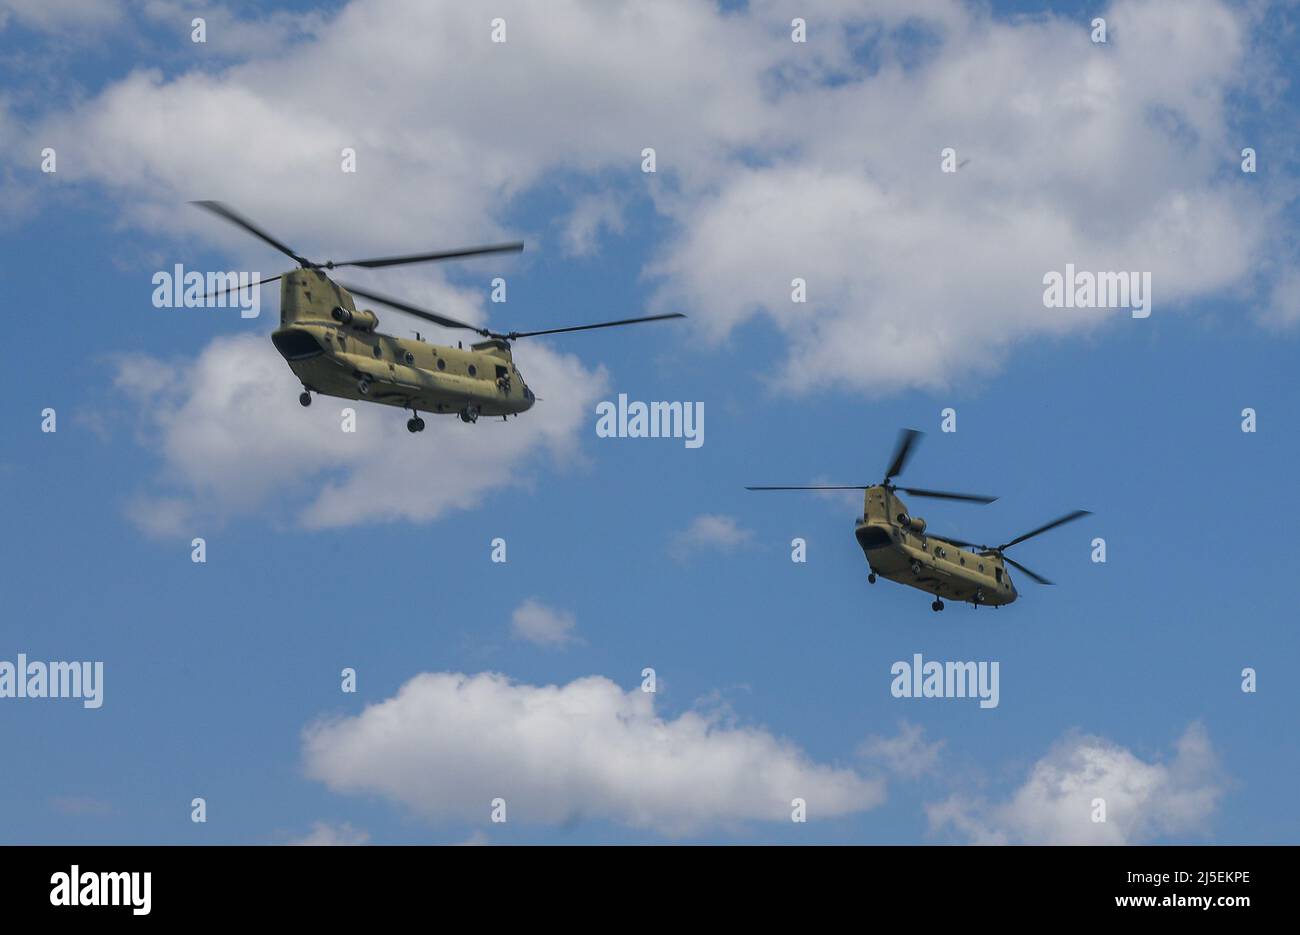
191;201;683;431
748;430;1090;611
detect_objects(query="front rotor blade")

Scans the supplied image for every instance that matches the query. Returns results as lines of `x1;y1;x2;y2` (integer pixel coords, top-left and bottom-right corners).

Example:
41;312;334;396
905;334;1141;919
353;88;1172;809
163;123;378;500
896;486;998;504
199;273;282;301
331;241;524;270
506;313;685;340
190;201;309;267
1003;555;1053;585
336;281;488;334
883;429;922;482
745;485;870;491
999;509;1091;550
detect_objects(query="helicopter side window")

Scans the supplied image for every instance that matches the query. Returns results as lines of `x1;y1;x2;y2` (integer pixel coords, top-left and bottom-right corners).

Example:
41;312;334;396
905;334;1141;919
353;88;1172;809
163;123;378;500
468;364;477;377
404;351;415;365
995;567;1003;583
373;344;383;358
437;358;446;370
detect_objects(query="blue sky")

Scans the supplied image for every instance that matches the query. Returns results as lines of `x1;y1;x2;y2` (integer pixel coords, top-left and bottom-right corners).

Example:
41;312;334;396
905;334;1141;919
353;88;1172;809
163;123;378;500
2;0;1298;844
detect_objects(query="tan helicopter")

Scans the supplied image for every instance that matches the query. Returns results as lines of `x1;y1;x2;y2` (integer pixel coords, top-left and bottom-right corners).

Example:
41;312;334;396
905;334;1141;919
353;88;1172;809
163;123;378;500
191;201;683;431
748;430;1090;611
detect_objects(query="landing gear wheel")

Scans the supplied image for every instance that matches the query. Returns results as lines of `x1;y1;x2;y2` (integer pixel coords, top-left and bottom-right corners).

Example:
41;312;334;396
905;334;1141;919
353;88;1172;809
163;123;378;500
974;589;984;606
459;405;479;424
931;599;944;612
867;573;877;584
299;391;312;407
910;561;921;575
357;377;371;396
406;417;425;433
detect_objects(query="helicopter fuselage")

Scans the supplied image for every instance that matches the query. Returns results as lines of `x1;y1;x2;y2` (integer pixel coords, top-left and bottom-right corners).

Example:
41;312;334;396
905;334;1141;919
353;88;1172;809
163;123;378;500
271;269;535;420
854;486;1018;607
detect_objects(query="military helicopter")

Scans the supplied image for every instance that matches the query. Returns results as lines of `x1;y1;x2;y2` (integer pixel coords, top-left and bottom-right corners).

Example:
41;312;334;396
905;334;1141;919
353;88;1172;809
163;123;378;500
747;430;1090;611
191;201;683;431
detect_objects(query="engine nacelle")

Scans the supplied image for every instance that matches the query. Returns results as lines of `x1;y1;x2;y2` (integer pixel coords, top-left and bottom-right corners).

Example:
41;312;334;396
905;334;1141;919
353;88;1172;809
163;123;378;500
898;513;926;533
332;306;379;332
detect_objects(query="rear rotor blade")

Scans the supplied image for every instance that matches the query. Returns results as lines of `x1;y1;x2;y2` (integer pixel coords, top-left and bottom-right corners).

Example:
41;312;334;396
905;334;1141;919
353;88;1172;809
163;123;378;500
336;281;489;335
190;201;310;267
883;429;922;482
746;485;870;491
505;313;685;340
1003;555;1053;586
998;509;1091;551
896;486;998;504
330;241;524;270
199;273;282;301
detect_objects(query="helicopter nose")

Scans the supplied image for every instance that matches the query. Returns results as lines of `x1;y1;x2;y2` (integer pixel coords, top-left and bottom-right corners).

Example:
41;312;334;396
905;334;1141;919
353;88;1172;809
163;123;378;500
522;386;536;410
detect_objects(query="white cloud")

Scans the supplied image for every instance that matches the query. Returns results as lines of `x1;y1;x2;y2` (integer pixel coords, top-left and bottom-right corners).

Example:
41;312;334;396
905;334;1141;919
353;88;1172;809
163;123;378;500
116;333;606;532
671;514;754;559
1263;265;1300;327
303;670;884;836
649;0;1274;393
140;1;329;59
510;598;579;648
858;721;944;779
19;0;771;258
927;723;1222;844
561;194;626;258
0;0;122;32
287;821;369;846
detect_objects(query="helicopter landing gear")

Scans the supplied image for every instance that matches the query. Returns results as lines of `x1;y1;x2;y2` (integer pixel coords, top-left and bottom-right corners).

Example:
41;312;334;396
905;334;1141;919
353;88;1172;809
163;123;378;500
357;377;372;396
299;391;312;407
867;572;877;584
974;589;985;606
406;415;426;433
910;561;922;575
931;599;944;612
459;405;479;424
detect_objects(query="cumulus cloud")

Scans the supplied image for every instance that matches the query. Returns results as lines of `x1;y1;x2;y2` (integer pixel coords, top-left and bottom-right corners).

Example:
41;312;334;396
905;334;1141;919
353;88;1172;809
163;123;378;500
115;333;606;533
858;721;944;779
139;1;330;59
510;598;579;648
927;722;1222;844
649;0;1274;393
670;513;754;559
0;0;123;32
287;821;370;846
17;0;772;259
561;194;626;258
302;670;884;836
